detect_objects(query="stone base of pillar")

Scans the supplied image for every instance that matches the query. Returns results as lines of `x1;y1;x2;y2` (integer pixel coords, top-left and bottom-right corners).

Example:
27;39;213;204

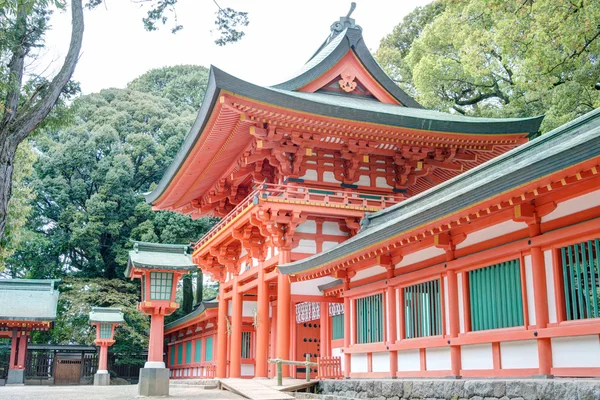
138;368;170;396
93;371;110;386
6;369;25;385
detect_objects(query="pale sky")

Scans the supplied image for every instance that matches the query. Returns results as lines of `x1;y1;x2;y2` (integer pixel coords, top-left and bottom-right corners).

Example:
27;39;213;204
40;0;432;94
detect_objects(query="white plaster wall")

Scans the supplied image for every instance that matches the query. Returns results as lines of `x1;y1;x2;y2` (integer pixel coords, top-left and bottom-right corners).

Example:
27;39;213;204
206;323;214;328
524;255;536;326
397;349;420;371
444;276;450;336
357;175;371;186
375;176;393;189
455;220;523;250
323;221;346;235
323;171;339;183
294;239;317;254
332;348;344;371
372;352;390;373
544;250;557;323
351;265;386;282
542;189;600;222
266;247;272;260
500;340;539;369
426;347;451;371
396;247;446;268
351;353;368;373
291;277;336;295
252;258;259;267
243;301;257;317
461;344;493;370
300;169;318;181
458;273;466;334
228;301;232;316
240;248;248;257
552;335;600;367
241;364;255;376
296;220;317;234
322;241;339;251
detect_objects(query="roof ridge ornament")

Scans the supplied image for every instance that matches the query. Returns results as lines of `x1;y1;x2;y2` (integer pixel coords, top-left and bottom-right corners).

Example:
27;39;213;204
328;2;361;43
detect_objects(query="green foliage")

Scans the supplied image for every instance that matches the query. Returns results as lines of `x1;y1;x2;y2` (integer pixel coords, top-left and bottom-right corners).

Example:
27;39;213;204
376;0;600;132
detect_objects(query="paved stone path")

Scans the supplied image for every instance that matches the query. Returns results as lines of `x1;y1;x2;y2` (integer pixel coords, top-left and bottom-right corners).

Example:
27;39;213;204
0;383;244;399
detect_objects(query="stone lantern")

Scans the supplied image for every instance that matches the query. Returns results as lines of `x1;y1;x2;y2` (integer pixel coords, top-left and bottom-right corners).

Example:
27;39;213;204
126;241;197;396
89;307;124;385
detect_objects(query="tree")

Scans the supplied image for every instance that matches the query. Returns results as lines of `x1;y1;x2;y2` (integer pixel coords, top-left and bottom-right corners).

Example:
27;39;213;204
182;274;193;314
377;0;600;132
0;0;84;242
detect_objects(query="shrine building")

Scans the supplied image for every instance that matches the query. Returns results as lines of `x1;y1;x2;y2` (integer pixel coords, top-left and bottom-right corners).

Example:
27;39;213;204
148;11;600;380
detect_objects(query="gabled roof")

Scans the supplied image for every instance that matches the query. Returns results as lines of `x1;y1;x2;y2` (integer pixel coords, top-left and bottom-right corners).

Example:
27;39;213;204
89;307;124;324
273;13;422;108
0;279;59;321
279;107;600;275
125;241;197;277
164;300;219;332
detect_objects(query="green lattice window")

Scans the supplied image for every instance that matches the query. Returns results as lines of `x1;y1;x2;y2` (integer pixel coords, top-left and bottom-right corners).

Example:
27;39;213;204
195;339;202;362
177;343;183;365
185;341;192;364
241;332;252;359
332;315;344;340
205;337;213;361
99;323;112;339
150;272;173;300
356;293;384;344
404;279;443;339
561;239;600;321
170;346;175;366
469;259;524;331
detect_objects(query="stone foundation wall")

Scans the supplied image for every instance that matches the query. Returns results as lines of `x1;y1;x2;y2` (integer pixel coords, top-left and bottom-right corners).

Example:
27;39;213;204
312;379;600;400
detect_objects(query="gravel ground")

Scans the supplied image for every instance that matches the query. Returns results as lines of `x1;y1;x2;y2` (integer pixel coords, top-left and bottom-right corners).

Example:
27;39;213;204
0;383;244;399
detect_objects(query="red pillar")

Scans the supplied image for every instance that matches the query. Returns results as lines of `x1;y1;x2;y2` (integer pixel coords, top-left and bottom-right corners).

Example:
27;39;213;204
147;314;165;366
343;279;351;378
17;333;28;369
98;345;109;372
531;246;552;376
320;302;329;358
230;277;243;378
255;265;269;377
8;329;18;369
216;285;228;378
386;267;398;377
446;271;462;377
276;250;291;377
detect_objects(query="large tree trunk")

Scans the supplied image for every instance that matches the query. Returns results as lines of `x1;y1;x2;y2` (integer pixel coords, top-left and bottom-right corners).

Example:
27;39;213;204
195;270;203;305
0;0;84;241
182;274;193;314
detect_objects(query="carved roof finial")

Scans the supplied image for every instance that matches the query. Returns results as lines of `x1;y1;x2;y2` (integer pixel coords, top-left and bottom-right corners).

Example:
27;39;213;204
346;2;356;18
329;2;361;41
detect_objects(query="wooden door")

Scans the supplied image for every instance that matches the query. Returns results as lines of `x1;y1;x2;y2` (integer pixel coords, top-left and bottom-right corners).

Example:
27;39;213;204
54;357;81;385
295;321;319;379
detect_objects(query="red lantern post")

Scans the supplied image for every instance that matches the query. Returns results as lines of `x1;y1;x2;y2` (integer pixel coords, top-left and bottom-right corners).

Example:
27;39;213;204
89;307;124;385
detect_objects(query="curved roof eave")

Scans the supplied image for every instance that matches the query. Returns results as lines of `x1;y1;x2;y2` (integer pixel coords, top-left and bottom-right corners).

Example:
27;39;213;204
277;107;600;276
145;66;544;208
272;27;423;109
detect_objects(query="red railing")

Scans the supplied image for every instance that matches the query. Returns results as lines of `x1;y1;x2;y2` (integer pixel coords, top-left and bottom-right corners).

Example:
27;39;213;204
194;182;403;250
317;356;343;379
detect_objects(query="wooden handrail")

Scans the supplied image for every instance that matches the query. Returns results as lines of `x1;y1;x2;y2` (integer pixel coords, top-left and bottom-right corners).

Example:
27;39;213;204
268;355;317;386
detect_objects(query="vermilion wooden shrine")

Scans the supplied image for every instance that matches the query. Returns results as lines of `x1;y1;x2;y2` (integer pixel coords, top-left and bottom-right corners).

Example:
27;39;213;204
149;10;600;380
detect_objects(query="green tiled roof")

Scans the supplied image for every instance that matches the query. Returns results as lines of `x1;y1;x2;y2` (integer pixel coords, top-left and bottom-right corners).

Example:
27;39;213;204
125;241;198;277
279;107;600;275
0;279;59;321
89;307;124;324
164;300;219;331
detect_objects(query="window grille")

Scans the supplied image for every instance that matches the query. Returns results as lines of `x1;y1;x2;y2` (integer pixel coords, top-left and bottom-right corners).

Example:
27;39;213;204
241;332;252;359
177;343;183;365
195;339;202;363
99;323;112;339
205;337;214;361
403;279;442;339
356;293;383;344
469;259;524;331
332;315;344;340
185;341;192;364
150;272;173;300
561;239;600;321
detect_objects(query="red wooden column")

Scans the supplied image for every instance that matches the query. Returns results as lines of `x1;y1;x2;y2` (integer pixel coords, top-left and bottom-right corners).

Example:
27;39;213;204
276;249;292;377
320;301;329;358
8;329;18;370
531;246;552;376
446;270;462;377
216;284;228;378
148;314;165;365
386;266;398;377
230;276;243;378
255;264;270;377
343;278;351;378
16;332;28;369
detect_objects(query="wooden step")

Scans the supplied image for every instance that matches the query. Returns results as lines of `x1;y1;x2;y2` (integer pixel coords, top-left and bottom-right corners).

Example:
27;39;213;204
219;378;295;400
